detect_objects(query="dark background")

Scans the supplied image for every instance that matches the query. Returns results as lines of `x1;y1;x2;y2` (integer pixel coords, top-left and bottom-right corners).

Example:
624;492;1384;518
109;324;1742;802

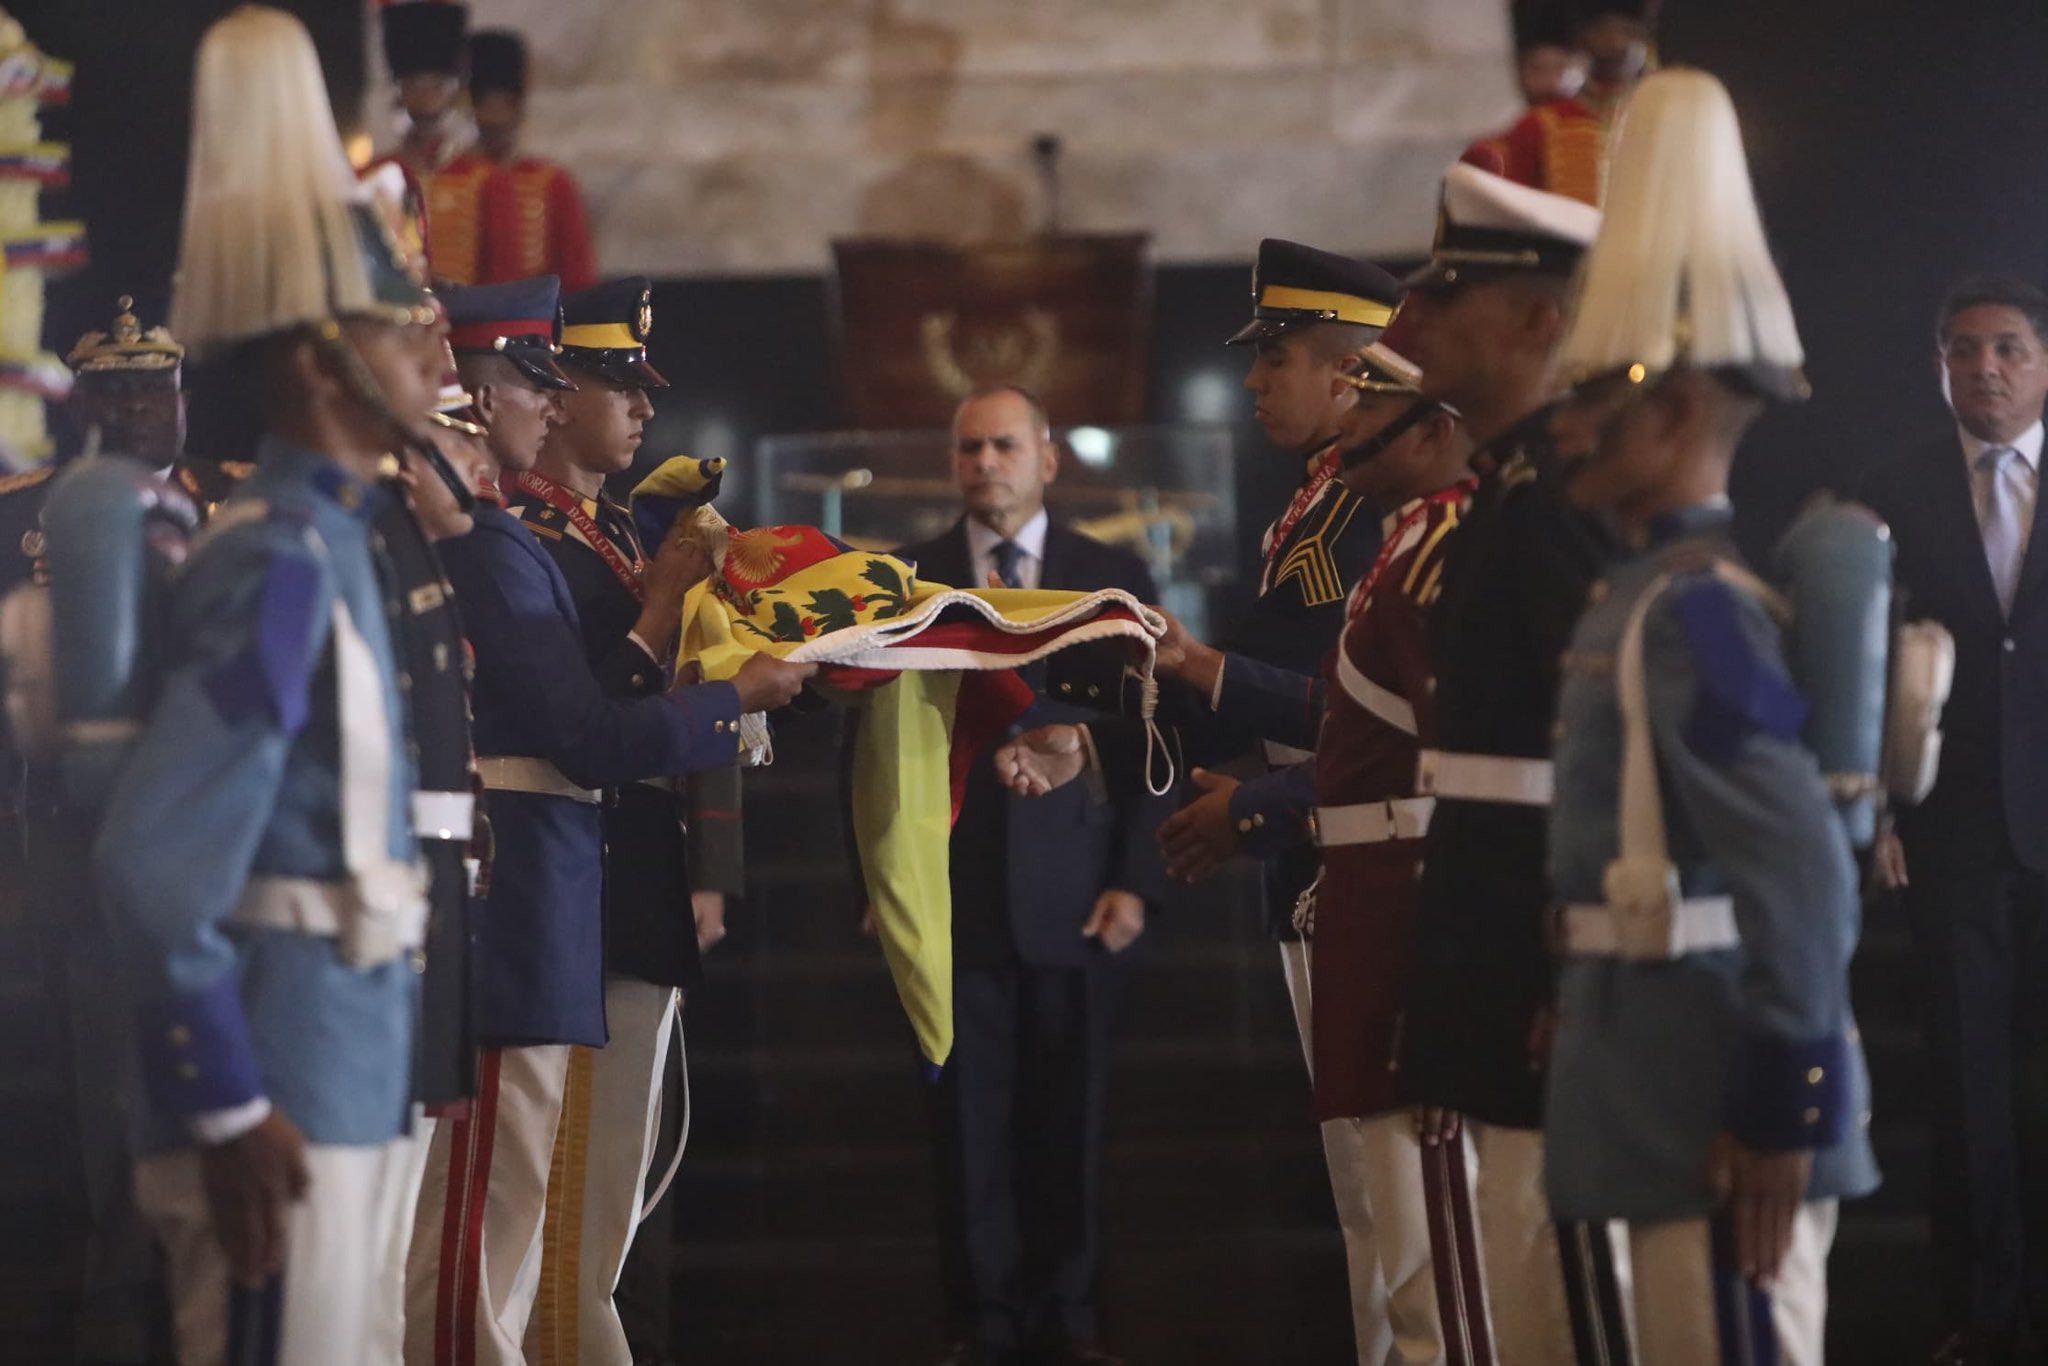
18;0;2048;562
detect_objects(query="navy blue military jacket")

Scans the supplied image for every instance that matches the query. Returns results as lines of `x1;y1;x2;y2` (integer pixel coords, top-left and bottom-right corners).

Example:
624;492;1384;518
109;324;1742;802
440;500;739;1046
504;482;710;990
1402;406;1612;1128
1048;439;1378;938
898;517;1173;969
1860;436;2048;875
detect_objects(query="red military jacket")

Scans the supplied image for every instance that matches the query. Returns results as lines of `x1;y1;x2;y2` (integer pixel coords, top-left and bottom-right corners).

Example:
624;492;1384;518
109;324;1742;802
367;146;516;287
1459;81;1630;208
493;155;598;292
1309;480;1471;1123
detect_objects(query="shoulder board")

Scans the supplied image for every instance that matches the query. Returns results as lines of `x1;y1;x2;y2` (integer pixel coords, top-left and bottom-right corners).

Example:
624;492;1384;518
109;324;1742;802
1400;500;1464;600
0;466;52;496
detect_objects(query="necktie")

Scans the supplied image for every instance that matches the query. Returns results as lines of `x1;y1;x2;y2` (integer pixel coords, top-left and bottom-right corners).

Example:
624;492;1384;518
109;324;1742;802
1979;445;2024;616
991;539;1026;590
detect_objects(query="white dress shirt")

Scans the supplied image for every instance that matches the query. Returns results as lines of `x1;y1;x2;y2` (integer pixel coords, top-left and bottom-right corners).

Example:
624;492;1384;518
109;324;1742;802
1959;418;2043;548
965;508;1048;591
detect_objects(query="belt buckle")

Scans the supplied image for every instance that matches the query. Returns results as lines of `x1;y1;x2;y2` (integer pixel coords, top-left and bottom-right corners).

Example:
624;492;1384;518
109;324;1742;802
1602;855;1684;960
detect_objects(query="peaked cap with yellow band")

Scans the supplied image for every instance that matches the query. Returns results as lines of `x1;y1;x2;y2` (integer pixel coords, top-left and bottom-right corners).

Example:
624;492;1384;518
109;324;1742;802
559;276;667;389
1227;238;1401;346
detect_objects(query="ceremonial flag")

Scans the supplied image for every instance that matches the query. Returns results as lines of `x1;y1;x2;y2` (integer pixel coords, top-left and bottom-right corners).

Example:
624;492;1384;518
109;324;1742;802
634;459;1162;1065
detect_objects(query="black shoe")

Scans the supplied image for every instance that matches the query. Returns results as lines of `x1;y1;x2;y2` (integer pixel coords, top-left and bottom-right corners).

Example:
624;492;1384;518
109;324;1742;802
938;1342;1022;1366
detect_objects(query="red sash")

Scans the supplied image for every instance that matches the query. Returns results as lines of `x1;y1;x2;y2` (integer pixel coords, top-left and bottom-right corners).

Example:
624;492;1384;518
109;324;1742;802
508;469;646;603
1259;444;1340;592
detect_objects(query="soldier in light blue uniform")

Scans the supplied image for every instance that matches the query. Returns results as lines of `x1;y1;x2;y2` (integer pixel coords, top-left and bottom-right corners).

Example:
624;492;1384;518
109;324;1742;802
87;9;471;1364
1544;70;1876;1365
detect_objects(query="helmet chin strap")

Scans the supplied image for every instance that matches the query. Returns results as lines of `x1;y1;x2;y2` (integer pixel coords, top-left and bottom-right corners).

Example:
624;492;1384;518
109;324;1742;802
1337;397;1439;473
314;320;476;513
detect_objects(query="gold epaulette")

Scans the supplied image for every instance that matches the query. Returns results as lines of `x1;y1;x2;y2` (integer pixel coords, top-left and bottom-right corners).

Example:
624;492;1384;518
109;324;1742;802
0;466;52;496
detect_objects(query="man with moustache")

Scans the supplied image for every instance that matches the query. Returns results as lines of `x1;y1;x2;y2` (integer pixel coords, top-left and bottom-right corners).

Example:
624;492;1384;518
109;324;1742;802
406;278;805;1365
1862;275;2048;1366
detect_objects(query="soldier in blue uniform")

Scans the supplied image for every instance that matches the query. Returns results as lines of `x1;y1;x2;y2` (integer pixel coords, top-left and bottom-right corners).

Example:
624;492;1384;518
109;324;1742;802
87;9;468;1362
405;277;803;1365
1546;69;1876;1364
1008;241;1396;1363
502;277;809;1360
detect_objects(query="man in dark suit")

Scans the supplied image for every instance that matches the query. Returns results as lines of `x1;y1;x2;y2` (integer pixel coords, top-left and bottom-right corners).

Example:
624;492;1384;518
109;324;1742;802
1862;274;2048;1366
896;385;1171;1366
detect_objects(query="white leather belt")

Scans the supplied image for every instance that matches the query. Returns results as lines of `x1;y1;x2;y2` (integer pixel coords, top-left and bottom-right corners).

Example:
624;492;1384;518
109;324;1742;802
1415;750;1554;806
411;790;475;841
478;756;600;805
1263;740;1314;766
228;874;428;969
1557;896;1740;958
1314;797;1435;847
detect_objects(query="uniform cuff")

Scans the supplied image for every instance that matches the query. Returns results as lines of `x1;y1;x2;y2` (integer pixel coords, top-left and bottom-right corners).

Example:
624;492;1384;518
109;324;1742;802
1727;1029;1852;1151
1229;778;1305;859
187;1096;273;1147
676;680;746;770
138;974;264;1119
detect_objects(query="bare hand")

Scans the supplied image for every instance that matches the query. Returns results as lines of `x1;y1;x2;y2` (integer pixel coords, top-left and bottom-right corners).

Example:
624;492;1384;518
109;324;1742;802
1872;831;1909;890
1415;1105;1462;1147
1082;889;1147;953
1153;610;1223;697
199;1110;310;1288
1706;1133;1813;1288
993;724;1089;797
857;904;877;939
1158;768;1242;882
1153;609;1196;673
692;890;727;952
730;653;816;712
634;518;715;655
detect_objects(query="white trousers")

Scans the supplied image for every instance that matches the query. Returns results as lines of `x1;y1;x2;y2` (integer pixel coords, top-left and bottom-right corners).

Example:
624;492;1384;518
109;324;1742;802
1626;1201;1837;1366
528;976;679;1366
1461;1123;1577;1366
134;1130;426;1366
1283;941;1397;1366
406;1045;571;1366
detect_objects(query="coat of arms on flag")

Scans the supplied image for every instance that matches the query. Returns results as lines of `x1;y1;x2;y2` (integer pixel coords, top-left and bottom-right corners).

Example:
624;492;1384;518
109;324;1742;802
632;456;1166;1065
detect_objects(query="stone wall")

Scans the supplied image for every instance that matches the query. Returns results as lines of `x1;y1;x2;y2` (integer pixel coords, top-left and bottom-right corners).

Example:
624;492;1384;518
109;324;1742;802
382;0;1520;276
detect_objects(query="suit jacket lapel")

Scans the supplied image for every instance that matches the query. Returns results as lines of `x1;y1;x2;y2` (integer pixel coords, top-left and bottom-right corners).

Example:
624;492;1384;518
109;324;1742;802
1037;520;1071;592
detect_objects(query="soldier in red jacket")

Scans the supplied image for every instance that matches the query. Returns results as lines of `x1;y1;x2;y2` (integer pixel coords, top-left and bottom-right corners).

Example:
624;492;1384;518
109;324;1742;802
468;29;598;292
369;1;518;287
